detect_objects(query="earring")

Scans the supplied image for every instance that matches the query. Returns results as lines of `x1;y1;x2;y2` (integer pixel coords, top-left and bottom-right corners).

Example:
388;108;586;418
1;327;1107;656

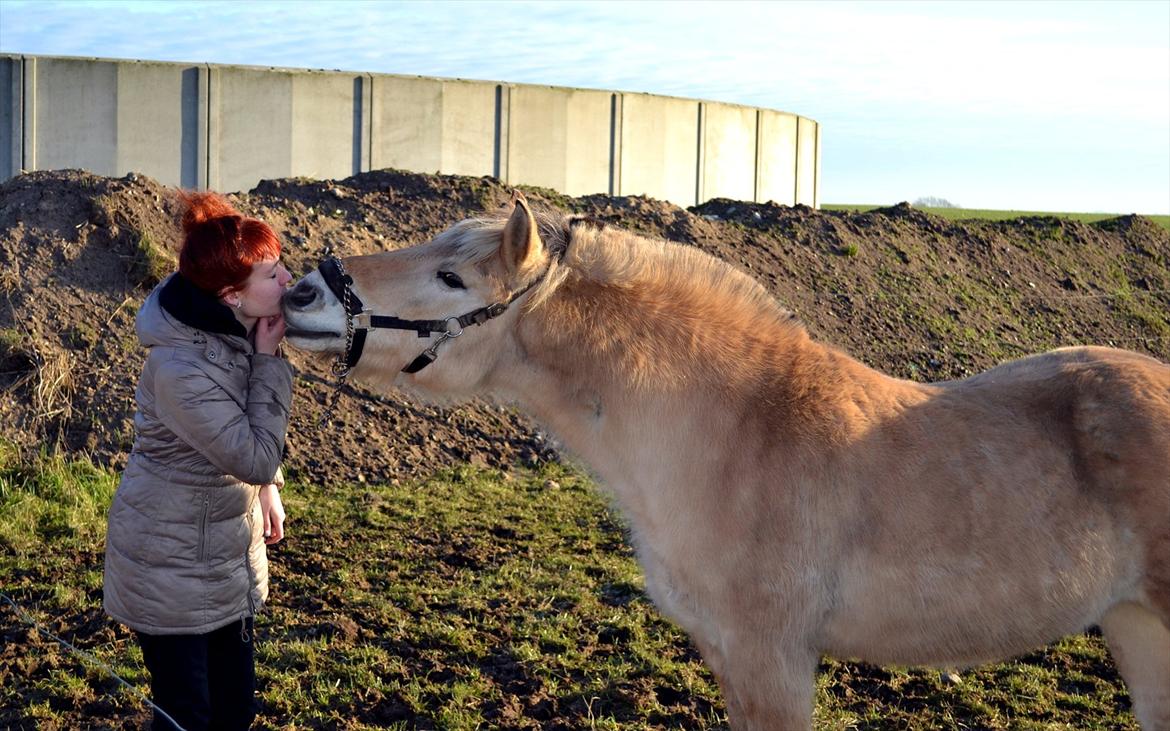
234;300;243;310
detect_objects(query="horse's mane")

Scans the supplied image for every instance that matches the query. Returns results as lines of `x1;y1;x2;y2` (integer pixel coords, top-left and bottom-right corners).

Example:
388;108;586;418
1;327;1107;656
441;208;807;391
443;208;794;322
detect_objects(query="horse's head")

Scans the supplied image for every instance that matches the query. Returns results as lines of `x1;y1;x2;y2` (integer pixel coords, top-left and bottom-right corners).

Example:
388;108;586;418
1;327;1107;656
283;193;552;395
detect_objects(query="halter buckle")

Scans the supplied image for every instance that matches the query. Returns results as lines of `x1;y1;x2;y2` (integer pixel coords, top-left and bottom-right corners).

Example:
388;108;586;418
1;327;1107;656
444;318;464;338
353;310;373;329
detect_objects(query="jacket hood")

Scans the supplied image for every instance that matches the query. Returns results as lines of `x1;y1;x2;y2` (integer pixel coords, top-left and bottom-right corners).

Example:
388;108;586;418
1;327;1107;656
137;273;251;352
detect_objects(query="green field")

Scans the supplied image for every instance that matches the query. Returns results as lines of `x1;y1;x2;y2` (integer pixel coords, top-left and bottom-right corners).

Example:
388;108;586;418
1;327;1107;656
1;447;1137;729
822;204;1170;231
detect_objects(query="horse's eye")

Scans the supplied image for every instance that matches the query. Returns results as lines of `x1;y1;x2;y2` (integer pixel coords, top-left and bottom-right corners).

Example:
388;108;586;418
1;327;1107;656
438;271;466;289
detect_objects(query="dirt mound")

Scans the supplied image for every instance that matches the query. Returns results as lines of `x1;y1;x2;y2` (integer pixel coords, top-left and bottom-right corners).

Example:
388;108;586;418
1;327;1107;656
1;169;1168;486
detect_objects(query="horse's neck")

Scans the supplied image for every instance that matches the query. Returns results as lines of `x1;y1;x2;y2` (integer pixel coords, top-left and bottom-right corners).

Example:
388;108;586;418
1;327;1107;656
498;263;906;507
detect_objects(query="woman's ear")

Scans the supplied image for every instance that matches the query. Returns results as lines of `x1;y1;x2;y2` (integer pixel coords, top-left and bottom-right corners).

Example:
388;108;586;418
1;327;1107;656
218;288;243;310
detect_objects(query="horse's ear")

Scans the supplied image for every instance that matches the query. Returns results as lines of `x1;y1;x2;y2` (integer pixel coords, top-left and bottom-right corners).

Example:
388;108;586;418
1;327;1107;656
501;191;544;275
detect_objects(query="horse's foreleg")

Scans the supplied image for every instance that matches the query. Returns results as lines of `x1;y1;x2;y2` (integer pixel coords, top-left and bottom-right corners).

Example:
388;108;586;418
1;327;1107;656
713;640;817;731
1101;601;1170;731
689;636;741;723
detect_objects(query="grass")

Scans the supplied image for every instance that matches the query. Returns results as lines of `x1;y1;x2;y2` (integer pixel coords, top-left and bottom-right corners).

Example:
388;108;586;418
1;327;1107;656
0;447;1139;730
130;230;176;287
822;204;1170;231
87;195;178;287
0;327;25;353
0;443;118;554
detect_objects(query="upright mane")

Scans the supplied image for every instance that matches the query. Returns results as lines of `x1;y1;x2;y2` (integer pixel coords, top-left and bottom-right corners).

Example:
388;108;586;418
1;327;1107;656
444;209;807;392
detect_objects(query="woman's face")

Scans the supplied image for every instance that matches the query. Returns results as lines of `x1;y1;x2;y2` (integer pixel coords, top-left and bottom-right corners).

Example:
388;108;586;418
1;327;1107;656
233;257;293;318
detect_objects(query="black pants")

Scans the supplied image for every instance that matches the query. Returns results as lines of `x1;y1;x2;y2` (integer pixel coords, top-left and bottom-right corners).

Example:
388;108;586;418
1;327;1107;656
136;618;257;731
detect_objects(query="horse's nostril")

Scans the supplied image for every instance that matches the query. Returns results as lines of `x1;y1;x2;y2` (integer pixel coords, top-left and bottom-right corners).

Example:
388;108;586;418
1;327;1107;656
287;283;318;308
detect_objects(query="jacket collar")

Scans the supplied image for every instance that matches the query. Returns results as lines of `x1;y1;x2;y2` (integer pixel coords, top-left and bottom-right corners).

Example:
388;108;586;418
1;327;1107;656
158;272;249;340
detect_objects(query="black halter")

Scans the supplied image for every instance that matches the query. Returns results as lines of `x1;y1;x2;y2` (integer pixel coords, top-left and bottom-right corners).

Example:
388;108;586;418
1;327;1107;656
317;251;542;374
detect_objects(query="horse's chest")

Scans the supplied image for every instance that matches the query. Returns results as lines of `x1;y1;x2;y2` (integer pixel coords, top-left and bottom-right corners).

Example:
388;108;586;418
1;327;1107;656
631;534;720;644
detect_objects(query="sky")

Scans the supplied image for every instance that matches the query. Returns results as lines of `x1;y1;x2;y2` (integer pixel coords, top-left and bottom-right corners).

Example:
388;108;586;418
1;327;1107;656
1;0;1168;214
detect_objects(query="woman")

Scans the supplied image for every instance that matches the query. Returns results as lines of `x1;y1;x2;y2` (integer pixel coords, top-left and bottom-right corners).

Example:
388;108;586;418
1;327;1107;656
103;191;294;731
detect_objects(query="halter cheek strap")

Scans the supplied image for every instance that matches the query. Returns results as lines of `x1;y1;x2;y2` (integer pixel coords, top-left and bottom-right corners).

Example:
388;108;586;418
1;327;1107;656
316;252;539;375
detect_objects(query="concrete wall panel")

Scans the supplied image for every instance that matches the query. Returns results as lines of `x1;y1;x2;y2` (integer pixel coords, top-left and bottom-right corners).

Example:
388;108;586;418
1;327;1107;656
1;55;20;180
210;65;367;191
372;76;499;179
208;66;293;191
438;80;499;178
796;116;819;207
371;76;443;174
702;102;757;203
27;57;118;175
507;85;612;196
4;55;204;188
114;60;204;188
619;94;700;206
290;71;367;182
757;111;798;205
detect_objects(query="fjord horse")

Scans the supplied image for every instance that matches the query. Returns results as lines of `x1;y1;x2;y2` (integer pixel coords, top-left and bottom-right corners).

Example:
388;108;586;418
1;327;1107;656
284;195;1170;730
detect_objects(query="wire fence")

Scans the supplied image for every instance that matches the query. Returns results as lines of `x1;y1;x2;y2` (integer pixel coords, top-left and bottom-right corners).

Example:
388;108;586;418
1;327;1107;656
1;591;186;731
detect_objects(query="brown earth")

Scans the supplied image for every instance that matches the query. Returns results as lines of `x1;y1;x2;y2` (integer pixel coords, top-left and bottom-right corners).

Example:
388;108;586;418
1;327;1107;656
2;168;1167;487
1;168;1168;729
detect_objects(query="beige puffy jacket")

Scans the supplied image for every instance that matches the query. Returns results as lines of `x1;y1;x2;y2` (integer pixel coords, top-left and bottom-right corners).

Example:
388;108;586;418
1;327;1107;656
103;273;293;635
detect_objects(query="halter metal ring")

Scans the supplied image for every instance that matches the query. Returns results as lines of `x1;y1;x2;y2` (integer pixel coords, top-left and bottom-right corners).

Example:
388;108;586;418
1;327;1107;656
444;318;464;338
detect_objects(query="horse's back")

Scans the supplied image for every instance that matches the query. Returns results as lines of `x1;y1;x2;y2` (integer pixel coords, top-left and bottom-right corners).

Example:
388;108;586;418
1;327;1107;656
960;345;1170;618
949;345;1168;492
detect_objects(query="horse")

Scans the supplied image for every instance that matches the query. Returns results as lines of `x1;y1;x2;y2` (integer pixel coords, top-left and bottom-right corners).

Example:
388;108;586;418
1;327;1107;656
283;194;1170;730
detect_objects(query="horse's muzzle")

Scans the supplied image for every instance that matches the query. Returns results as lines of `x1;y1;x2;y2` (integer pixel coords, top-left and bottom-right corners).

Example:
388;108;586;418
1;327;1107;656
284;280;320;309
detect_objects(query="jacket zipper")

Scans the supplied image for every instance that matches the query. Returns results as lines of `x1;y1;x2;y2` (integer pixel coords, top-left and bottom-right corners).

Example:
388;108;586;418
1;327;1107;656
241;489;259;643
196;493;211;563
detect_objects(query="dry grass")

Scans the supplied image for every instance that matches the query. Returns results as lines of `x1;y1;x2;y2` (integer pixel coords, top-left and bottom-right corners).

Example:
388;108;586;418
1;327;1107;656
31;346;75;430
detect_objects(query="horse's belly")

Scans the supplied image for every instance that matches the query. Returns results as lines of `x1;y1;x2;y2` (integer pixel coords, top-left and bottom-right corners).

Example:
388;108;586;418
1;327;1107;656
818;552;1131;666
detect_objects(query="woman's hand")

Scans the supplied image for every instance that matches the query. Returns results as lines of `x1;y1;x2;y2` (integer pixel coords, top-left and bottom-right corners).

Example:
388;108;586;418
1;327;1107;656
255;313;287;356
259;483;286;545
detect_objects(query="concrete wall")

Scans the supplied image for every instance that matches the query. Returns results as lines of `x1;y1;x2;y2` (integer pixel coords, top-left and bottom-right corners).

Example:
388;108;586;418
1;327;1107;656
0;54;820;208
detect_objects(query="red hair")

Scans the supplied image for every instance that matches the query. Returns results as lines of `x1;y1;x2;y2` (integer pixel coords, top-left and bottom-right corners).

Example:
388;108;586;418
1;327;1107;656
178;191;281;294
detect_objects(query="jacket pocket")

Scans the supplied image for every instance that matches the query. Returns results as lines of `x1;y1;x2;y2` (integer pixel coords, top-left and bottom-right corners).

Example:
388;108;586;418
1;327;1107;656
196;493;211;563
